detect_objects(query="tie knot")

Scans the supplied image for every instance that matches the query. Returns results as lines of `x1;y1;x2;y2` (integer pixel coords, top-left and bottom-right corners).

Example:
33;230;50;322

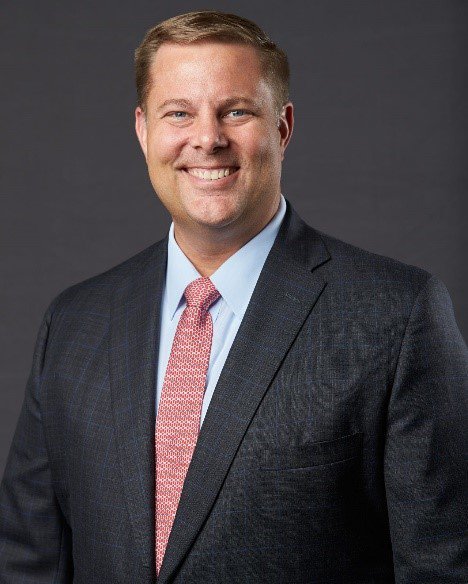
184;277;220;312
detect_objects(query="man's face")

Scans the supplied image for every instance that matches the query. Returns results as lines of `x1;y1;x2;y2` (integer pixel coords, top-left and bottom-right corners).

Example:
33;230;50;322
135;41;293;237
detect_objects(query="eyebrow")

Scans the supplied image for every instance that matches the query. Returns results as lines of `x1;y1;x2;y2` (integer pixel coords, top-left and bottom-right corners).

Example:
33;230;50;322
155;97;261;112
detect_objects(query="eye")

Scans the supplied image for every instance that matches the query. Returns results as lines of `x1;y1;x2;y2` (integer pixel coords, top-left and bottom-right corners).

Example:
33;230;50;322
226;109;249;118
167;111;188;120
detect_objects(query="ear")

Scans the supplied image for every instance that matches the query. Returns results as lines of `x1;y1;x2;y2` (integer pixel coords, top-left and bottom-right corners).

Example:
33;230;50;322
135;106;148;159
278;101;294;161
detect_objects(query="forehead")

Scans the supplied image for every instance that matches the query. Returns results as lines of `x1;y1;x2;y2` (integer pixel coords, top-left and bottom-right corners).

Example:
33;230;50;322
147;41;272;105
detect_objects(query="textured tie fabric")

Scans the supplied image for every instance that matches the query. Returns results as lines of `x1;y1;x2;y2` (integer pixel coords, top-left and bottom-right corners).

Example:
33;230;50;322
155;276;220;577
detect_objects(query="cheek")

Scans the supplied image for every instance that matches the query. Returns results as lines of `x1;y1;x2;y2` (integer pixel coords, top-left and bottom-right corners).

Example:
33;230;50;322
148;128;184;166
248;125;280;156
245;131;281;171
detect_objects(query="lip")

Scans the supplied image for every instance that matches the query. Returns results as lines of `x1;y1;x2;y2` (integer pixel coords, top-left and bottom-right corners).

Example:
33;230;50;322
181;167;240;187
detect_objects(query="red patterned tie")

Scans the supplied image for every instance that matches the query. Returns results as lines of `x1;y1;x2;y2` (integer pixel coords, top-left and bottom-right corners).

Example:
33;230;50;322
155;276;220;576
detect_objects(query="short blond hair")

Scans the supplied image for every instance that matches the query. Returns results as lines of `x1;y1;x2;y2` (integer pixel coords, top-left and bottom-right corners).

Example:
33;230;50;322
134;10;290;116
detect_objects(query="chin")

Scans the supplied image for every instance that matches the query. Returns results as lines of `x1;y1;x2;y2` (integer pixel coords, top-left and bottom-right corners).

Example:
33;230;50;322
189;210;238;230
186;197;242;229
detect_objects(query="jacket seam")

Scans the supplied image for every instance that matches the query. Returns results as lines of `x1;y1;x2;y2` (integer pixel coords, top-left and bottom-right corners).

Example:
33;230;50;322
36;296;69;579
52;521;65;583
383;272;435;575
388;273;434;395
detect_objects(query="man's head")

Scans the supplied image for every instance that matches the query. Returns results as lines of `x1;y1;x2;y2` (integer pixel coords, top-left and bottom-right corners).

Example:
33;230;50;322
135;10;290;120
134;11;294;243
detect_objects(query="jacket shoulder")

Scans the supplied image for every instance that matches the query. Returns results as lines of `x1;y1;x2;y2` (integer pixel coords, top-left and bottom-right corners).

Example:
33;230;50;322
46;238;166;319
315;227;433;292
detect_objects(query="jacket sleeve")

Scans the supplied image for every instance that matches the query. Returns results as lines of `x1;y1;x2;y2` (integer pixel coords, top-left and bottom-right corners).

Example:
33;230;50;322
384;274;468;583
0;298;73;582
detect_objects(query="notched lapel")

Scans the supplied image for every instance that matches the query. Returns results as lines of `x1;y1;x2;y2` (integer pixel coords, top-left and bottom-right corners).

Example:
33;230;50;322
157;203;331;583
109;239;167;574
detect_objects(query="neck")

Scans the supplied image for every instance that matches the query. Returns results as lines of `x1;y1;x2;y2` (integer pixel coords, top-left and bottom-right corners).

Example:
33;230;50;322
173;197;280;277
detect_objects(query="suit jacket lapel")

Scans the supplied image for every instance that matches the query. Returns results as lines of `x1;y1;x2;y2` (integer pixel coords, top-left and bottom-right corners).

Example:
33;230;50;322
157;202;331;583
109;238;167;574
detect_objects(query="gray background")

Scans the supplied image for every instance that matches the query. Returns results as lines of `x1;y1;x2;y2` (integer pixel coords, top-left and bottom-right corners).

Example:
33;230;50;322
1;0;467;475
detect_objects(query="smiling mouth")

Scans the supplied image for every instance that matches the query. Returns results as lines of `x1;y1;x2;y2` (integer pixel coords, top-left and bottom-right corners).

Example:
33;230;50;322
183;167;239;181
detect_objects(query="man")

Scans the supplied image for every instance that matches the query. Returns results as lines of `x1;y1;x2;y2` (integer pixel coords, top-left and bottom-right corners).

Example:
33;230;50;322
0;10;466;583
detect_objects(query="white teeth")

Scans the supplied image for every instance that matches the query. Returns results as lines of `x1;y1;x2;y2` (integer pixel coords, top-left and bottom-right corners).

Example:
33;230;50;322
186;167;236;181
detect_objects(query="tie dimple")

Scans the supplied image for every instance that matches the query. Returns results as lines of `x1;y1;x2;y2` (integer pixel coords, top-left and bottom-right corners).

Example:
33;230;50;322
155;277;220;577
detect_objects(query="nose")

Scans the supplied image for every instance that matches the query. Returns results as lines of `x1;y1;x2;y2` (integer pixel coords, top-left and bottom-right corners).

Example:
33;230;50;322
189;113;229;153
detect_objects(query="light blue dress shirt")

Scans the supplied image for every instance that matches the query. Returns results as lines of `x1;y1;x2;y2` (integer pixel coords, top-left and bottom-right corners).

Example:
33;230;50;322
156;194;287;428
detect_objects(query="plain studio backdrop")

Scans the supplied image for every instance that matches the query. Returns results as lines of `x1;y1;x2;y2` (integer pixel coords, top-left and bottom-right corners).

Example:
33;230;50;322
1;0;467;475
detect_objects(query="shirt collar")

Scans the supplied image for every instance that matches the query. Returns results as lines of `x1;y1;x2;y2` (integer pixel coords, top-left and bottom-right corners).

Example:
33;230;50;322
165;194;287;320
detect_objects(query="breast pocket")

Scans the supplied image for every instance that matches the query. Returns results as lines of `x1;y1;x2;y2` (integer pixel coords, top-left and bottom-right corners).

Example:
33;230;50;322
260;431;363;471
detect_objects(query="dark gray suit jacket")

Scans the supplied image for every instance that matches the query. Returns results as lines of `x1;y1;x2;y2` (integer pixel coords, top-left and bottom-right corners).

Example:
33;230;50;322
1;200;467;583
